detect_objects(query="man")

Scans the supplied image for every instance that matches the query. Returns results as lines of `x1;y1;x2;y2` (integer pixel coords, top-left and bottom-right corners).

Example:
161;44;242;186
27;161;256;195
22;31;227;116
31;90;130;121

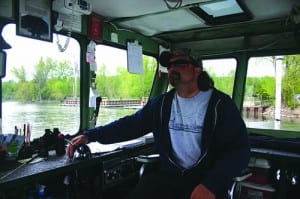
67;48;250;199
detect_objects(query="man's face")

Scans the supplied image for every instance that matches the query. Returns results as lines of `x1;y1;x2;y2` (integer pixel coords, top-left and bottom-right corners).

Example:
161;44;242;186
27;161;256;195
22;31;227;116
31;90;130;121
167;56;201;88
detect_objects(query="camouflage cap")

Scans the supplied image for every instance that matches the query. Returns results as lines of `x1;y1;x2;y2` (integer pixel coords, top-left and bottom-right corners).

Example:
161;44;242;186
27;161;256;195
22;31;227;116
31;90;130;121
159;48;201;68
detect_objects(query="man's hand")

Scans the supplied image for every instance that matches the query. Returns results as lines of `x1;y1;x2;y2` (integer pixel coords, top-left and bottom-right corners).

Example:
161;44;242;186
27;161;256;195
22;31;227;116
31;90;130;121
190;184;215;199
0;144;8;152
66;135;89;158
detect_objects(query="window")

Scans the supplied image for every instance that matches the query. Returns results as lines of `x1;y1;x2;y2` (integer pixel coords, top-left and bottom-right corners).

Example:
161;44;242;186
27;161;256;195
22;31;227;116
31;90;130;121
94;45;156;125
199;0;244;17
243;55;300;132
202;58;237;96
2;24;80;139
190;0;251;25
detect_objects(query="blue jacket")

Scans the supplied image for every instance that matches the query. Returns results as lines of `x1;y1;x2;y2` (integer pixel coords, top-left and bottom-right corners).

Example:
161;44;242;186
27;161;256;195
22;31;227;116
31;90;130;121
85;88;250;195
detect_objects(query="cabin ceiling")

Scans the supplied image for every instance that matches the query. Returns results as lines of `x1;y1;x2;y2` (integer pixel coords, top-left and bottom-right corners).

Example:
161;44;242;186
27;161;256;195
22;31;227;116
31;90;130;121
91;0;300;53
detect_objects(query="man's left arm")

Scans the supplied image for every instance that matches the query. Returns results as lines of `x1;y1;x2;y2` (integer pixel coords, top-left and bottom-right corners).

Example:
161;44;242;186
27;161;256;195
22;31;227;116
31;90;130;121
201;97;250;195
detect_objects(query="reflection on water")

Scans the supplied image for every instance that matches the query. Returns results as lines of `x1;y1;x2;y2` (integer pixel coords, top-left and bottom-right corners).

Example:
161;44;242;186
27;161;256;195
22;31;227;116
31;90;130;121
244;114;300;132
1;101;136;140
2;101;80;139
98;107;136;125
2;102;299;140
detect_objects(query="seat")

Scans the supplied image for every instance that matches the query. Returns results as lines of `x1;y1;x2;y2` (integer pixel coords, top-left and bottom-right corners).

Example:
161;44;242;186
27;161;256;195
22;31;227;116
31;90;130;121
136;154;252;199
227;168;252;199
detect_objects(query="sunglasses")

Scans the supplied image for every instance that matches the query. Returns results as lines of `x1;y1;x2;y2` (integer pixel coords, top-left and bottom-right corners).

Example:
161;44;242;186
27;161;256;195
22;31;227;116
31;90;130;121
168;59;192;69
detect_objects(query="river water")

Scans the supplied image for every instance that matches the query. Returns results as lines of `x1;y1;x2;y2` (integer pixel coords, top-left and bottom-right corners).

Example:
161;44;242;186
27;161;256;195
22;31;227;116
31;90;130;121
1;101;136;140
1;101;299;140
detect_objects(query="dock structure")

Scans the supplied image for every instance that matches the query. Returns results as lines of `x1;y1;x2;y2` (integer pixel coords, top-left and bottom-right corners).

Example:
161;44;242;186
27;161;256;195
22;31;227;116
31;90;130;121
101;99;147;108
62;97;147;108
62;98;80;106
243;106;269;118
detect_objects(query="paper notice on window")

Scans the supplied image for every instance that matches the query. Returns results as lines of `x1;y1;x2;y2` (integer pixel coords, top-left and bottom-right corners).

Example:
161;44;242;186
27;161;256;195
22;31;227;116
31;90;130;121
127;41;143;74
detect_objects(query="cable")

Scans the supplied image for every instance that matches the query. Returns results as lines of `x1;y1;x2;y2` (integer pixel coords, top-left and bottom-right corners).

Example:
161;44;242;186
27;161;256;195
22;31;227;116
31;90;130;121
56;32;71;52
56;0;77;52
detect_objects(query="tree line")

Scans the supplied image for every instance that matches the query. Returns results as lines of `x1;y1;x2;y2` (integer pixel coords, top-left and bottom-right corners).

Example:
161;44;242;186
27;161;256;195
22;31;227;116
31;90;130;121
3;57;76;102
2;55;300;109
2;56;156;102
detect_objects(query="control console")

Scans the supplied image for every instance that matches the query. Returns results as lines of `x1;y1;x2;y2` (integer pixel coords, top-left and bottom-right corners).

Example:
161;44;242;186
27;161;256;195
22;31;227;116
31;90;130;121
102;156;141;189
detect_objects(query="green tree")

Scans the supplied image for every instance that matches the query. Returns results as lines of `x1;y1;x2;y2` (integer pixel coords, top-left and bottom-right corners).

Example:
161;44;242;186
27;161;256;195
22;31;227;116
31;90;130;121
15;82;39;102
283;55;300;108
209;70;235;96
11;66;26;82
33;57;56;101
3;57;76;102
45;78;73;100
245;77;275;105
2;81;17;100
95;56;156;99
142;56;156;96
51;60;73;80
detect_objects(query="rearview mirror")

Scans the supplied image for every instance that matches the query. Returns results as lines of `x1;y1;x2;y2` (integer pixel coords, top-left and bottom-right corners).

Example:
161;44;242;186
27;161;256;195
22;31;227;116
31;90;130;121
0;51;6;78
